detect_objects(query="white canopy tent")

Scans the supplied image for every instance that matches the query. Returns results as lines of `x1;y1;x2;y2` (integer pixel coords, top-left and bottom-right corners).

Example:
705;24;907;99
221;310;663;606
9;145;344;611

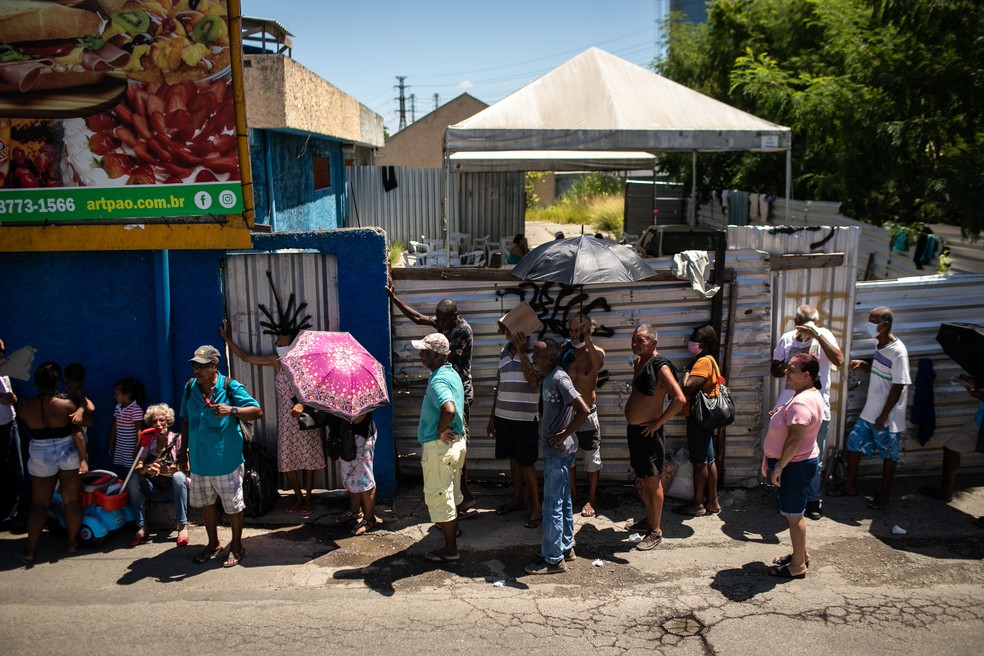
443;47;792;229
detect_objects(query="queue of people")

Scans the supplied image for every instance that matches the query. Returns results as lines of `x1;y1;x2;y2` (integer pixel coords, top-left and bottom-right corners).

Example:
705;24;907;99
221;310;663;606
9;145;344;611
2;297;980;578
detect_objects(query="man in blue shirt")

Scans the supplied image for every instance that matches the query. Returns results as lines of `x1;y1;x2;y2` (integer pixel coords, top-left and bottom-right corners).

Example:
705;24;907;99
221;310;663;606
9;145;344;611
179;345;262;568
413;333;466;562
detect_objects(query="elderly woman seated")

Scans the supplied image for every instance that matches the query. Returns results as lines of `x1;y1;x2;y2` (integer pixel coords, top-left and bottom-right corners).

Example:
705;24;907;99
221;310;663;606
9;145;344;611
127;403;189;547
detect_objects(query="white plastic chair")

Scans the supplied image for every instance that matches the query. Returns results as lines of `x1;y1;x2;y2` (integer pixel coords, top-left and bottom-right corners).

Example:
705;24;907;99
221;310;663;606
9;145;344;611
459;250;487;267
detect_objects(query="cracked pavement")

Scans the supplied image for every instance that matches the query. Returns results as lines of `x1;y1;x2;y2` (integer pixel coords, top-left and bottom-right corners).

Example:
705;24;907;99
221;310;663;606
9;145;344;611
1;473;983;655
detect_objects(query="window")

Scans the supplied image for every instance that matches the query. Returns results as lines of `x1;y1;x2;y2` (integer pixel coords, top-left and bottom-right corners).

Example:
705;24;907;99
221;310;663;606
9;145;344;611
313;156;331;190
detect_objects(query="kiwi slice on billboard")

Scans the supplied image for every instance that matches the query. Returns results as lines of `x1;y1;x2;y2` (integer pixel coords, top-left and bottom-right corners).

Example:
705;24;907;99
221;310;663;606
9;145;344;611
193;16;223;45
112;9;151;36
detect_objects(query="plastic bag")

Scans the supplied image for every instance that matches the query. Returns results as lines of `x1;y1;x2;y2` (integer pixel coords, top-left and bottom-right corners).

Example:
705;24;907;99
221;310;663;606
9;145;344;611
666;448;694;500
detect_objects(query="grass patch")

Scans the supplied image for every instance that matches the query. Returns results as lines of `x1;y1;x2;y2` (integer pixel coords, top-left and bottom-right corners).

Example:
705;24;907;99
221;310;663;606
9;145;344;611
526;194;624;237
389;241;404;266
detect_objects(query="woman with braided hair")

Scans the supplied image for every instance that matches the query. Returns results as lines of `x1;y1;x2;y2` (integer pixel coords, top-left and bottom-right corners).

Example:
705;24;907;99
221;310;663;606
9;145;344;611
220;277;323;515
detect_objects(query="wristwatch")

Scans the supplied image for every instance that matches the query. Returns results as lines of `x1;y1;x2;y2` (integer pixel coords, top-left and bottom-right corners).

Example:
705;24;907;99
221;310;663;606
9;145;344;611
231;407;239;416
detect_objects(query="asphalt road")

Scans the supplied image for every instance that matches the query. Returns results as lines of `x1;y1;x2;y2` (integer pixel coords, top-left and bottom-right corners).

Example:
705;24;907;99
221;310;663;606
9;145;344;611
2;473;983;655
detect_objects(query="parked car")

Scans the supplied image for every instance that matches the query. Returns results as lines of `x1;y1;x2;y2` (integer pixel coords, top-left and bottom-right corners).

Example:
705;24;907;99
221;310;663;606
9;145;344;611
634;225;719;258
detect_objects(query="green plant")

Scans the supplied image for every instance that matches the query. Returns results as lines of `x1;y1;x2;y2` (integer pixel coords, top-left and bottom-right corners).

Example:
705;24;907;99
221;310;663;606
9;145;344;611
389;241;404;266
524;172;548;210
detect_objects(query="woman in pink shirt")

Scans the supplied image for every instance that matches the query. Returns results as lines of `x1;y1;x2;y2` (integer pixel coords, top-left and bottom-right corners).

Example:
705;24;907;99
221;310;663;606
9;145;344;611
763;352;824;579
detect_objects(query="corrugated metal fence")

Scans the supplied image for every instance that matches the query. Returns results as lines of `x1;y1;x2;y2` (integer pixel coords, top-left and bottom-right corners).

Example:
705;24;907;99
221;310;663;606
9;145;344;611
347;165;524;247
728;225;861;452
222;251;342;488
851;274;984;477
698;195;983;279
390;250;774;487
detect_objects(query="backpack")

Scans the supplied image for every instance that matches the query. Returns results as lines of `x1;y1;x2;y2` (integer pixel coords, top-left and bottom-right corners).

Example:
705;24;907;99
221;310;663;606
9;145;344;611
242;441;277;517
184;376;254;442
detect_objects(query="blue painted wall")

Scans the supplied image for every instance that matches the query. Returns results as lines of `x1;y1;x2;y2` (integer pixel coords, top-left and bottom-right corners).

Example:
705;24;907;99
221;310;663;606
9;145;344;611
0;228;396;497
248;129;347;232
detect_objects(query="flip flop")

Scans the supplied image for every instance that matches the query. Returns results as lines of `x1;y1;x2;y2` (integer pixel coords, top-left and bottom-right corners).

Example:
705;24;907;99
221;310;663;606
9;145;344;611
524;516;542;529
176;528;190;547
222;548;245;568
457;508;479;521
772;554;810;568
827;488;858;497
423;549;460;562
672;504;707;517
14;552;33;567
625;519;651;531
335;510;363;525
193;543;224;564
300;505;315;517
496;502;525;516
580;504;596;518
768;564;806;579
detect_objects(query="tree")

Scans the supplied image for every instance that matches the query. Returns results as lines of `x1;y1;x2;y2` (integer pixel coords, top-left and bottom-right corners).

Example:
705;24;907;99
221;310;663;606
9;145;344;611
656;0;984;236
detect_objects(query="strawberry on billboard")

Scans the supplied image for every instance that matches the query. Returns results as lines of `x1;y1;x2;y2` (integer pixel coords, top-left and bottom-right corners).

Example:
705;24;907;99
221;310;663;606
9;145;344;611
0;0;250;223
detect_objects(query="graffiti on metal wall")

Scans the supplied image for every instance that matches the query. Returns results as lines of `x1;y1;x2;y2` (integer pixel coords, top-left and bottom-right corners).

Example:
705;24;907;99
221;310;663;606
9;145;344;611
497;281;614;387
768;226;836;251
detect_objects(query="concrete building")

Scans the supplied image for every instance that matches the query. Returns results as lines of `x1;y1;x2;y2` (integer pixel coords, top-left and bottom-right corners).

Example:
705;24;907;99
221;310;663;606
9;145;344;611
376;93;487;169
243;24;384;231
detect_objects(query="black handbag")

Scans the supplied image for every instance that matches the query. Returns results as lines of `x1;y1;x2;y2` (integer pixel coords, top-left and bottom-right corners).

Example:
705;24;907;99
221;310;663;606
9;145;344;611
691;357;735;430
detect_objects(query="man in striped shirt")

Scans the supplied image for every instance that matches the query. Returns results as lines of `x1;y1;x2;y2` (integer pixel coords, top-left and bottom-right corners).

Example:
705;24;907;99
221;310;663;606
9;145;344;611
830;306;910;509
489;326;542;529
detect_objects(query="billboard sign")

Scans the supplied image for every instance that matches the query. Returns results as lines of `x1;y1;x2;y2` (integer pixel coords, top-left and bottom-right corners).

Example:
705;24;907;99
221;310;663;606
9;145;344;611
0;0;251;225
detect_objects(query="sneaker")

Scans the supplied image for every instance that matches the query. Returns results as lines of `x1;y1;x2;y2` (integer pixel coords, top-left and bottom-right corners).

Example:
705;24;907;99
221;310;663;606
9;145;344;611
537;547;576;562
636;531;663;551
524;559;568;574
805;501;823;521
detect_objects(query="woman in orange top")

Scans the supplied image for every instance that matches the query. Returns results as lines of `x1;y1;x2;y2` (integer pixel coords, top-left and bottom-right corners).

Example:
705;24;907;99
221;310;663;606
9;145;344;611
675;325;722;517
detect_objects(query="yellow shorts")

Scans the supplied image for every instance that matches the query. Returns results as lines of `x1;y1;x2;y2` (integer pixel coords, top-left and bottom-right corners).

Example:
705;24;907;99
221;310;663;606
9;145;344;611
421;439;465;523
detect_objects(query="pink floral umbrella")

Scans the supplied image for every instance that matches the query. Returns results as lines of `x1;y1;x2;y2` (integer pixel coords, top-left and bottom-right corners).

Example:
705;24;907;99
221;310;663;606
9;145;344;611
280;331;389;421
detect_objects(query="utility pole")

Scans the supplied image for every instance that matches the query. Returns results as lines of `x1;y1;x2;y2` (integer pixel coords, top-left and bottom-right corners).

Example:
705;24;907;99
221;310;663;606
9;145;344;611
395;75;408;131
433;93;439;110
409;93;416;124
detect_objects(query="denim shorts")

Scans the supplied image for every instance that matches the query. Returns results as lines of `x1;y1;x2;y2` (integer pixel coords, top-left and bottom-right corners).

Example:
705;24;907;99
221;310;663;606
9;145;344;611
768;457;818;517
846;418;902;462
686;416;715;464
27;435;80;477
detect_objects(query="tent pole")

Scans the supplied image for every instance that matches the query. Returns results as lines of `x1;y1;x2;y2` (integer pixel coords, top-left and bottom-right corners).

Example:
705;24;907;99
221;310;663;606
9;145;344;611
690;151;697;227
443;134;451;260
785;148;791;223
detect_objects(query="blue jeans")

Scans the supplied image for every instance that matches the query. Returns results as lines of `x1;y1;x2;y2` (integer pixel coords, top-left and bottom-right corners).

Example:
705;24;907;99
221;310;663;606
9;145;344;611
0;420;24;523
127;472;189;527
806;420;829;503
541;453;575;565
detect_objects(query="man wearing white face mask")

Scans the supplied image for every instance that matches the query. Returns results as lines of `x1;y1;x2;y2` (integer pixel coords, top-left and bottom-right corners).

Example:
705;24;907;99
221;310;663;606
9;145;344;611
830;306;911;509
771;305;844;519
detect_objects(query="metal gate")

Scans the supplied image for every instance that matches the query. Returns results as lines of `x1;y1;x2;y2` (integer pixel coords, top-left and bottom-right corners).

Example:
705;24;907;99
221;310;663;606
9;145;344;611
222;250;342;488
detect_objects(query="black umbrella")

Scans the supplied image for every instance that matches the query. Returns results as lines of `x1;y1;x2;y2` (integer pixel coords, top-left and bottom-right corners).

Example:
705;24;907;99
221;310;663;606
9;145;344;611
511;235;656;285
936;322;984;383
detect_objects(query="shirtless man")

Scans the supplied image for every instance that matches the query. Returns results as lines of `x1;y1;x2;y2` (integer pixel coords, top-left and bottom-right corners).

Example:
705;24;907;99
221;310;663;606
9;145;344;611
565;313;605;517
624;324;686;550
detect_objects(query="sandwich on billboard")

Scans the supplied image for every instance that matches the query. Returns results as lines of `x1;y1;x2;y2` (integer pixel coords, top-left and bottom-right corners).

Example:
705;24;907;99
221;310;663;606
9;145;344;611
0;0;253;226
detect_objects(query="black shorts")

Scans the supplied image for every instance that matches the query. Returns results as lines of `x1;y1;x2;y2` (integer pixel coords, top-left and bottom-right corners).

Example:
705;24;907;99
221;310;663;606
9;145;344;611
626;423;665;478
494;416;539;467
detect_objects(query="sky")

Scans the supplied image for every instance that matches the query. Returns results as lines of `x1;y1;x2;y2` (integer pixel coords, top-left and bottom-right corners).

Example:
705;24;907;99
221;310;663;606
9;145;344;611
240;1;665;133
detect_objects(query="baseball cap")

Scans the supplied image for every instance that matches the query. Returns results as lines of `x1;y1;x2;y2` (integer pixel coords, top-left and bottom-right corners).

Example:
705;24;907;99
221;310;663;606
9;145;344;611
411;333;450;355
189;345;221;364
